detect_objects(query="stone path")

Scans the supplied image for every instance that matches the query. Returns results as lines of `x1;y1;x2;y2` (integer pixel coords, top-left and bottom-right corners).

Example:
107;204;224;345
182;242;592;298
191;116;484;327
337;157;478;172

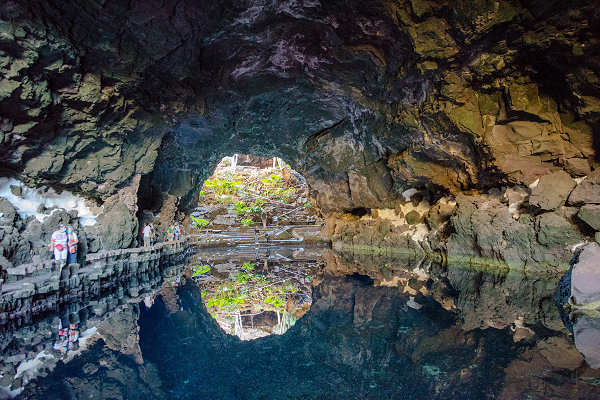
1;239;188;324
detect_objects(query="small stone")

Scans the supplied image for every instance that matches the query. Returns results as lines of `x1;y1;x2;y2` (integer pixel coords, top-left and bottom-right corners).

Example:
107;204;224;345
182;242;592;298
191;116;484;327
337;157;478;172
529;171;576;210
578;205;600;231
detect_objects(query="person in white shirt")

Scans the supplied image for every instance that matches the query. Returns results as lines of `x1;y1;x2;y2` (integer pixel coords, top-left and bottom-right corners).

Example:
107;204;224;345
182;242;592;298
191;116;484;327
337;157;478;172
142;223;152;247
49;224;68;264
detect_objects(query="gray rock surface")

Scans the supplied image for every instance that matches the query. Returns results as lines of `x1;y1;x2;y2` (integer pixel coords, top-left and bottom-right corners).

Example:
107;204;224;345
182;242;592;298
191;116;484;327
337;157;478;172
92;202;138;250
529;171;576;211
573;316;600;369
447;195;583;269
578;205;600;231
568;170;600;205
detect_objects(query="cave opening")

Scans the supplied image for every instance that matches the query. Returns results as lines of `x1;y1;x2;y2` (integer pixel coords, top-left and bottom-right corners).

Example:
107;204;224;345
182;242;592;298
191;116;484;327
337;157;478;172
178;153;326;340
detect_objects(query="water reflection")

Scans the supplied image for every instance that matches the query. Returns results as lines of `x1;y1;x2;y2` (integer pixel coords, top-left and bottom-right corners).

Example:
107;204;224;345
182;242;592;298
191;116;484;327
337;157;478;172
189;246;326;339
6;249;600;399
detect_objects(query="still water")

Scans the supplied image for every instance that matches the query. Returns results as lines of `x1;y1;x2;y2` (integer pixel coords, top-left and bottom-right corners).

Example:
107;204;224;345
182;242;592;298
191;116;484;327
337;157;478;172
5;247;600;400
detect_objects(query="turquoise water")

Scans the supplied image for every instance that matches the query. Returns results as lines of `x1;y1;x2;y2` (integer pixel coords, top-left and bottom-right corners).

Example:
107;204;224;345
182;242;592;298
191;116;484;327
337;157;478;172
12;252;600;399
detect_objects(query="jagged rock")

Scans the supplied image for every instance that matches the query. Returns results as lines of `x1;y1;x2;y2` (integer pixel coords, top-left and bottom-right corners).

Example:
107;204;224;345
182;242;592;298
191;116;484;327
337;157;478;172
9;185;22;198
529;171;576;211
0;198;17;225
570;243;600;306
92;202;137;250
448;195;582;269
568;169;600;205
578;205;600;231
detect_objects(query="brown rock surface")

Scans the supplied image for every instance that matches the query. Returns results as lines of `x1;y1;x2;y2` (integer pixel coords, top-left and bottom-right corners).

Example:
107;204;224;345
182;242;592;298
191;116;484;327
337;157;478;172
529;171;576;211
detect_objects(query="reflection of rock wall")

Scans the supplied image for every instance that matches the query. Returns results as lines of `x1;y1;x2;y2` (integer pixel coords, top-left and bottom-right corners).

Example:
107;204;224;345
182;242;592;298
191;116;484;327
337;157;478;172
0;257;188;395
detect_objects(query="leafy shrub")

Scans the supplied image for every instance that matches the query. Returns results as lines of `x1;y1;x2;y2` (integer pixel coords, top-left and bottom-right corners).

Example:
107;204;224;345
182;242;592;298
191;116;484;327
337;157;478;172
203;177;241;195
192;264;211;277
190;216;210;228
241;262;255;272
241;218;254;227
260;174;283;187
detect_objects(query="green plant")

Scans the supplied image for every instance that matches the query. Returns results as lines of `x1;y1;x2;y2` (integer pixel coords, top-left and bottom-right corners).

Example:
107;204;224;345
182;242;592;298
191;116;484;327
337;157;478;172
241;262;255;272
264;295;286;310
304;201;312;208
260;174;283;187
241;218;254;227
190;216;210;228
203;177;241;195
278;188;295;202
192;264;211;277
236;270;251;284
199;190;206;197
235;201;247;216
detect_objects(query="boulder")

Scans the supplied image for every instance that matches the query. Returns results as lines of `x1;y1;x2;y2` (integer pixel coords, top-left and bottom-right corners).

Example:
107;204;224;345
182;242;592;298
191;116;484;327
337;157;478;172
536;212;583;248
529;171;576;211
573;316;600;369
568;169;600;205
570;242;600;306
577;205;600;231
0;198;17;225
93;202;138;250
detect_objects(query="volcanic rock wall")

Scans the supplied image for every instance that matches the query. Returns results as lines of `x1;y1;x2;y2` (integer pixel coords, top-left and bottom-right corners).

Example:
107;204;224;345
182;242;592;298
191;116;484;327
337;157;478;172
0;0;599;269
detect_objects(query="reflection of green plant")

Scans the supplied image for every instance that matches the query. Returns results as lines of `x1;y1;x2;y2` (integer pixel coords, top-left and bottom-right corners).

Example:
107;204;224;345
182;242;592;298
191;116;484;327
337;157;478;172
236;270;251;284
264;295;286;310
190;216;210;228
235;201;247;216
199;190;206;197
304;201;312;208
241;218;254;227
205;283;246;313
305;274;314;282
192;264;211;277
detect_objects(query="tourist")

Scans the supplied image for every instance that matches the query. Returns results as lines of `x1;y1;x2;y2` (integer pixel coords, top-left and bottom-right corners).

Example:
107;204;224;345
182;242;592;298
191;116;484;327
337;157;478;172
142;223;152;247
174;223;182;240
49;224;68;265
66;225;78;265
150;223;157;244
167;224;174;241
